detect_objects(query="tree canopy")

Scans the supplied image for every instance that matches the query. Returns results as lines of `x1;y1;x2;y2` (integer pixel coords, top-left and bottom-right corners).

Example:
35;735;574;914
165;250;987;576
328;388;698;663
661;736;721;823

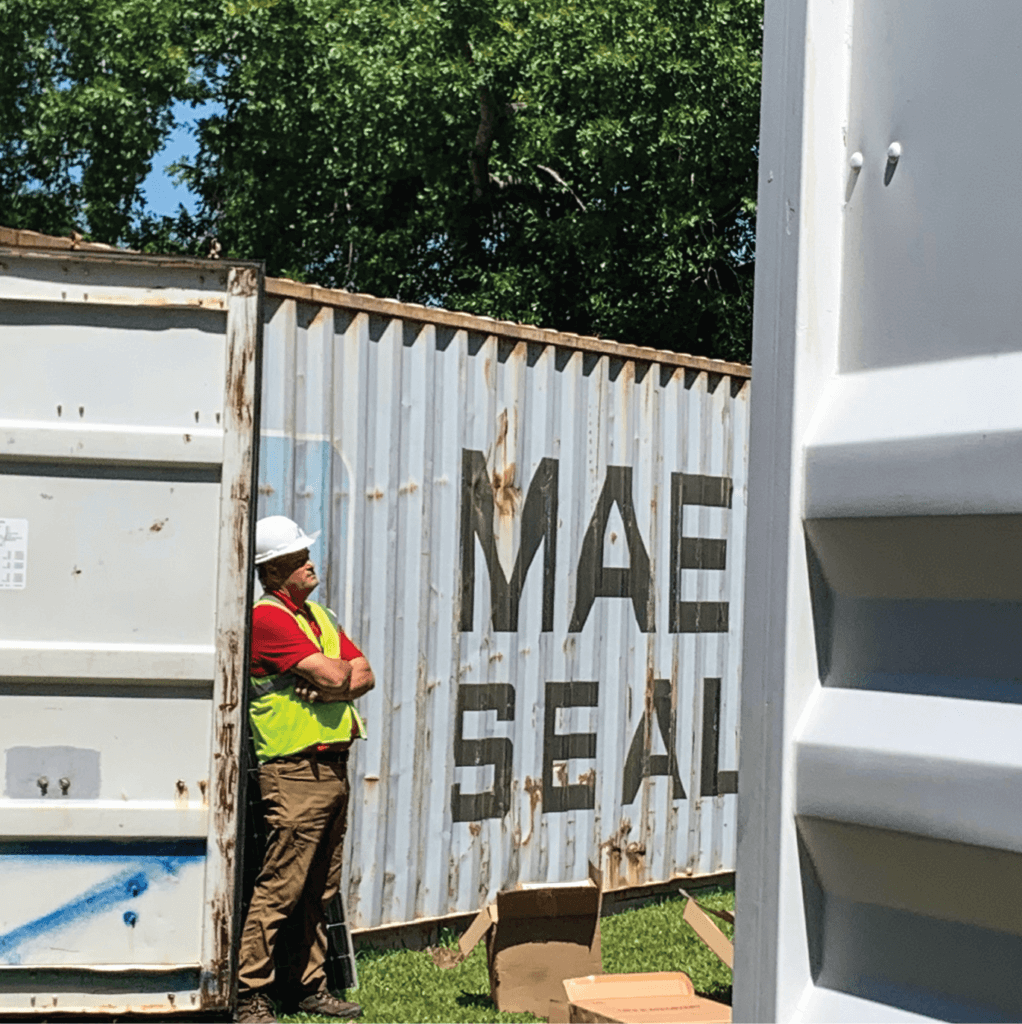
0;0;762;360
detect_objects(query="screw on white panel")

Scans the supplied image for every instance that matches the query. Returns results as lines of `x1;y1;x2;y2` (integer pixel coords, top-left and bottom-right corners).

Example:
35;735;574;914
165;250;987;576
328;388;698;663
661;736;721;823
887;142;902;162
849;152;864;169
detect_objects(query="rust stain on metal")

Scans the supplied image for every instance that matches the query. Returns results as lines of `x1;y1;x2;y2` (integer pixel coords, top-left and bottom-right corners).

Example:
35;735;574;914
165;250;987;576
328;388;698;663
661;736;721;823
491;463;519;517
203;618;244;1007
488;406;521;517
150;518;168;533
228;266;259;298
554;761;568;787
198;779;209;807
520;775;543;846
468;822;482;837
577;768;596;788
366;487;384;500
625;841;647;886
203;886;234;1007
447;857;460;904
398;479;419;494
604;842;624;890
601;819;634;890
175;779;189;809
524;776;542;814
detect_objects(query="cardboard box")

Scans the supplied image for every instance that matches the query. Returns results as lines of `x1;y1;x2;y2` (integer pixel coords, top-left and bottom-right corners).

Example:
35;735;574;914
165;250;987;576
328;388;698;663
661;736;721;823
449;863;604;1017
558;892;734;1024
561;972;731;1023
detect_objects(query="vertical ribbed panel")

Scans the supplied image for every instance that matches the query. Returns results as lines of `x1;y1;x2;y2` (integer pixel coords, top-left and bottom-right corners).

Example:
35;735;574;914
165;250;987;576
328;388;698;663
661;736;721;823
258;298;749;929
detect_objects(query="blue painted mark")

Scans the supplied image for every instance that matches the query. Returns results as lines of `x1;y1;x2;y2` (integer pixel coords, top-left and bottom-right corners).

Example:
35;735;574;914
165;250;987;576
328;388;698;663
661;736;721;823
0;859;186;964
123;910;138;928
257;435;350;558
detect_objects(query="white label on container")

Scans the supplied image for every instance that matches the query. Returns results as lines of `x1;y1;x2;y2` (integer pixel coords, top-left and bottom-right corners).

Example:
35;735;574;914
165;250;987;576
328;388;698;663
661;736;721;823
0;519;28;590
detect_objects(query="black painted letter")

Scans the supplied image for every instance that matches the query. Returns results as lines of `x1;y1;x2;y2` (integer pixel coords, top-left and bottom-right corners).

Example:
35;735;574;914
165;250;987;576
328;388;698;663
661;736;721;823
543;681;598;813
700;677;737;796
460;450;558;632
669;473;732;633
569;466;652;633
621;679;685;805
451;683;516;822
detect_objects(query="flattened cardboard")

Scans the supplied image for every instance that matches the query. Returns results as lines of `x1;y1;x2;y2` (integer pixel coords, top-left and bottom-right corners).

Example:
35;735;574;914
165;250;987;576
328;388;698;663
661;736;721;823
563;972;731;1024
560;893;734;1024
681;896;734;969
457;902;497;957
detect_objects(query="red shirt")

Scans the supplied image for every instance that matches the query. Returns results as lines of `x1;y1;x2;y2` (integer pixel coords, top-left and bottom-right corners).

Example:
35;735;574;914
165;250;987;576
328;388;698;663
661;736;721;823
250;589;364;677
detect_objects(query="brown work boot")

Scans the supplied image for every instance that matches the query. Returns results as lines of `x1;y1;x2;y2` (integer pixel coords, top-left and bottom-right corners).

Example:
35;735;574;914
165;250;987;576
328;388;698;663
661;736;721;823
235;991;277;1023
297;991;362;1019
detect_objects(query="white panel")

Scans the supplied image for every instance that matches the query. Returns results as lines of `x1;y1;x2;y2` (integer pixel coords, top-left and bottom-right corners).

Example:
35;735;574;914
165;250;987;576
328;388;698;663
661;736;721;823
0;300;226;429
0;475;219;647
0;248;256;1014
738;1;1022;1020
0;422;223;466
0;643;214;680
0;808;209;838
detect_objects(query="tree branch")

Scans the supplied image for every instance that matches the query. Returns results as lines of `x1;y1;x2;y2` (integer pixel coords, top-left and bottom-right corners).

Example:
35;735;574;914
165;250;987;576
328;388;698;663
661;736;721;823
469;88;498;200
536;164;586;211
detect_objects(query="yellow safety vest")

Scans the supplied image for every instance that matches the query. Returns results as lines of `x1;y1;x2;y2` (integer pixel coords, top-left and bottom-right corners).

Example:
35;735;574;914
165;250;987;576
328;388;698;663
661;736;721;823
249;594;367;763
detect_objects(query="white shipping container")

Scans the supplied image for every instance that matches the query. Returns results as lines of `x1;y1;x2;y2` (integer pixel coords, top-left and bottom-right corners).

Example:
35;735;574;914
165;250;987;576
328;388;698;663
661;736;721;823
0;231;259;1015
257;279;751;931
737;2;1022;1021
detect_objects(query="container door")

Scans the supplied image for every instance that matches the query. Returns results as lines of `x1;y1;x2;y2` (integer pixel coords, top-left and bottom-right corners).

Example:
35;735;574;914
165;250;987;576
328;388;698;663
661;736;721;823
0;246;259;1015
739;1;1022;1021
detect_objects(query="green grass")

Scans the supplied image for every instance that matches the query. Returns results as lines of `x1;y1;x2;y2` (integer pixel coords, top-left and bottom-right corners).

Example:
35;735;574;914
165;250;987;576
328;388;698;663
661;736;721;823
280;886;734;1024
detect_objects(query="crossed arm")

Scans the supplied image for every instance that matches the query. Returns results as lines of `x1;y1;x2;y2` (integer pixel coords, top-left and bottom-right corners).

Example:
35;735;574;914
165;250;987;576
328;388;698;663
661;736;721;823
292;653;375;703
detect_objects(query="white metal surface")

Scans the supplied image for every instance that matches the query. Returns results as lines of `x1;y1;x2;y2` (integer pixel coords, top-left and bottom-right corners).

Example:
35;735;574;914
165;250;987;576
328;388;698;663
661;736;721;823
0;246;259;1015
737;2;1022;1021
257;280;750;930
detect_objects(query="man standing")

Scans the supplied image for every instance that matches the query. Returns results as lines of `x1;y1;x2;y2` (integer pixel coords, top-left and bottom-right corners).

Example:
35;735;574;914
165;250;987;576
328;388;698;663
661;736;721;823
236;516;375;1024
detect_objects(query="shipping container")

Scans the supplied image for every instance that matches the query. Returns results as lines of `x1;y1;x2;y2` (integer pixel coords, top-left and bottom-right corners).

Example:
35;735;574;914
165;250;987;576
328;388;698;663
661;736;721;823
736;2;1022;1021
0;230;260;1014
0;221;751;1010
257;278;751;932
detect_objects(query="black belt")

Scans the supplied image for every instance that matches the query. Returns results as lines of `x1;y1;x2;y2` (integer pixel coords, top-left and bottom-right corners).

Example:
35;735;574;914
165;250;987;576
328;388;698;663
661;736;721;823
310;748;349;763
267;748;349;765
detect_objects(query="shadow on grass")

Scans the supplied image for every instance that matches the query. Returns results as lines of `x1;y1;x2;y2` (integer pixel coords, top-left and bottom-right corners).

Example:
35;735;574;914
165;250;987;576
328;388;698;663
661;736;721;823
700;984;733;1006
456;992;497;1010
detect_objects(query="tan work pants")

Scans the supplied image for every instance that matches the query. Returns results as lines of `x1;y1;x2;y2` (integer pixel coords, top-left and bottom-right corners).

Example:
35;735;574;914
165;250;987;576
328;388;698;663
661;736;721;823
237;755;350;998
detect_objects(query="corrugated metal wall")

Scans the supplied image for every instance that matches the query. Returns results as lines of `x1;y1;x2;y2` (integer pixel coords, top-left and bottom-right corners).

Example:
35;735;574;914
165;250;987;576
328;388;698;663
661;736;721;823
257;280;750;931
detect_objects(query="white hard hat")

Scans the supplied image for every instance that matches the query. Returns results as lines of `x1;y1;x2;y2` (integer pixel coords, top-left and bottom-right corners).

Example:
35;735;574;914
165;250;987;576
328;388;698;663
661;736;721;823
254;516;320;565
